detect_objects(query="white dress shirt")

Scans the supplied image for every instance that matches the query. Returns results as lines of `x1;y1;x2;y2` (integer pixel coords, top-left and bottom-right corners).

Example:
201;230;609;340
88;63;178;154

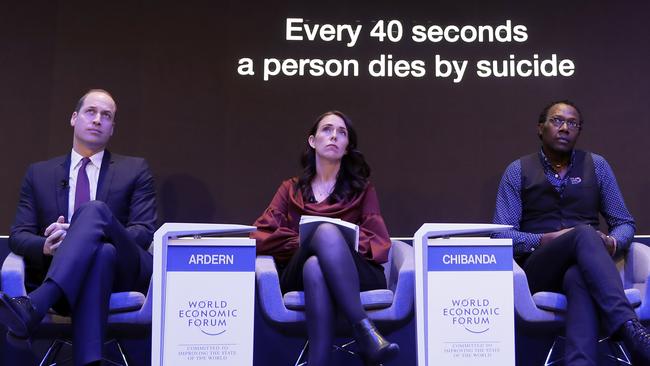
68;149;104;222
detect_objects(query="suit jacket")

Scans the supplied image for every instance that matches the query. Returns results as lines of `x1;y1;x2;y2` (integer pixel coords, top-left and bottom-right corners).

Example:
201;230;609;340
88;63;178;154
9;150;157;290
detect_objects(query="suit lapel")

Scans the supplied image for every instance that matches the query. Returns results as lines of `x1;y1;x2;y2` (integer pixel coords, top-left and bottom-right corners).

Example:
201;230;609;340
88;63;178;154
55;154;71;220
97;150;115;202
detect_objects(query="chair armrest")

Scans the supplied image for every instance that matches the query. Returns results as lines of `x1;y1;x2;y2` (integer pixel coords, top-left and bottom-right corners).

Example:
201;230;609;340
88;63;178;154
1;253;27;297
108;278;152;325
139;278;153;322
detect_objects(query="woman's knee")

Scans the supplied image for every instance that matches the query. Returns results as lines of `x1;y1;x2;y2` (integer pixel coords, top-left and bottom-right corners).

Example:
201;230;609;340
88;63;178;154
313;223;341;238
309;223;346;252
303;256;325;286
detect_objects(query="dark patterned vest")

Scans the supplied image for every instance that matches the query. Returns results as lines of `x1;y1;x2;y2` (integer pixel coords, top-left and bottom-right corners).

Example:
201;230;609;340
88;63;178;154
520;150;600;234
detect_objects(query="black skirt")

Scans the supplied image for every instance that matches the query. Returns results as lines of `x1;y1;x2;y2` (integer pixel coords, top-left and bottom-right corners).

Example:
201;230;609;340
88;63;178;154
277;245;387;294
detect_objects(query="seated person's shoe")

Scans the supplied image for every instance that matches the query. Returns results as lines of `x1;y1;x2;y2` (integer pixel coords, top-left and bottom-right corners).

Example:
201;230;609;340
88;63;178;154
352;318;400;365
617;318;650;362
0;292;40;343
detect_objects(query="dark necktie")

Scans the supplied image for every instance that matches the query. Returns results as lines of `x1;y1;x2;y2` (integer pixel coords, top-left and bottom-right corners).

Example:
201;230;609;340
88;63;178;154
74;157;91;212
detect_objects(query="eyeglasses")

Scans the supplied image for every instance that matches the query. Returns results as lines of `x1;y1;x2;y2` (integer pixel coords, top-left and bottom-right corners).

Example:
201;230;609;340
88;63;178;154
547;117;581;130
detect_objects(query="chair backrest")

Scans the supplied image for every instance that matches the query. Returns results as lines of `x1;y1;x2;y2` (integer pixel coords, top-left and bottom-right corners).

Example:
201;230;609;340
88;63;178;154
369;240;414;326
511;259;565;329
624;242;650;320
1;252;27;297
381;243;393;286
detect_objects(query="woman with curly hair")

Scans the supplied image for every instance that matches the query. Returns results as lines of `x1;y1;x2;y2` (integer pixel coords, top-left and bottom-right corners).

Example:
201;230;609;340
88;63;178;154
252;111;399;366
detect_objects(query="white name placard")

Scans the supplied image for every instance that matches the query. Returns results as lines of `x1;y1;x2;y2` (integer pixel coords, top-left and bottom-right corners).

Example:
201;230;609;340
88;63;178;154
414;224;515;366
152;223;257;366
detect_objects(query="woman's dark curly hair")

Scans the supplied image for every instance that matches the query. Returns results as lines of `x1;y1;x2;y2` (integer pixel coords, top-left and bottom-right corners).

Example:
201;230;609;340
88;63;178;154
296;111;370;203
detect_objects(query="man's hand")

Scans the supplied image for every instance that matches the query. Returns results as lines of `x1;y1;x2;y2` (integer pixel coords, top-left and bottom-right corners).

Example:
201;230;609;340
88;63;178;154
540;227;574;246
597;231;617;256
43;216;69;256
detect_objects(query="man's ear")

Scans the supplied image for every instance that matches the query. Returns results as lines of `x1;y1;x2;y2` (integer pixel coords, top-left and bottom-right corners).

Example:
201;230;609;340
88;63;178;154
70;111;78;127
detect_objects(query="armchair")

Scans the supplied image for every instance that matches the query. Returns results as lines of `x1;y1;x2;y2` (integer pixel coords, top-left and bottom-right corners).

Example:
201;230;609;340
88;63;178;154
255;239;414;365
1;246;152;366
512;242;650;365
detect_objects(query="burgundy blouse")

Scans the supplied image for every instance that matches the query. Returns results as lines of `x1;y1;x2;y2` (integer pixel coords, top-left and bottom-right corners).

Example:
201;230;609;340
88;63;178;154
252;178;391;266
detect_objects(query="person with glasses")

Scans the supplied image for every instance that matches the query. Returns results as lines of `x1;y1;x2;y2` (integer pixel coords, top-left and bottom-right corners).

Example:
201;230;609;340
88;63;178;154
491;100;650;365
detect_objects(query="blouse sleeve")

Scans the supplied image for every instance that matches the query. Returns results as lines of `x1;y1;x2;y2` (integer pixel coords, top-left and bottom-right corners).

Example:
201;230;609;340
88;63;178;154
357;184;391;264
251;181;300;264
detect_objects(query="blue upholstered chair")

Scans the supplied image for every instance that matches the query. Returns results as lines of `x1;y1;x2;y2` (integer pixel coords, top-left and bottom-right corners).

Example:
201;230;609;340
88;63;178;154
622;243;650;321
255;239;414;365
1;248;152;366
513;242;650;365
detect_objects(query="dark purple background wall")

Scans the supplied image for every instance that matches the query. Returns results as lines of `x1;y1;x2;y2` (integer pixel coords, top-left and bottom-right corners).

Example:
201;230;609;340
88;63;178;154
1;1;648;237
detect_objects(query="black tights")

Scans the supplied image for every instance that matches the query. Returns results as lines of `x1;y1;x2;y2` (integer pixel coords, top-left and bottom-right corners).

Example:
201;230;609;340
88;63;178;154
303;223;367;366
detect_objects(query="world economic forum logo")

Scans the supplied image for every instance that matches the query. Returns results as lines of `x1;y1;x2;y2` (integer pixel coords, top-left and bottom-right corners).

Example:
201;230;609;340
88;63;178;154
178;300;239;336
442;298;501;334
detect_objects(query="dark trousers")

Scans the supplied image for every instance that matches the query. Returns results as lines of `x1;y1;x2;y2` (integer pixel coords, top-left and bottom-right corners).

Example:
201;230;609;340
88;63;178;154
522;225;636;366
45;201;152;365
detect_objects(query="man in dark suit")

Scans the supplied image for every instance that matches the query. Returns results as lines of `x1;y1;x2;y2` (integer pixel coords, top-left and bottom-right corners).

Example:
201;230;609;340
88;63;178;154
0;89;156;366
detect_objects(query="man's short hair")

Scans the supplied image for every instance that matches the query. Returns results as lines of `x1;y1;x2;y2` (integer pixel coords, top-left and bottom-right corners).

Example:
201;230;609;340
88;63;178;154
74;89;116;113
537;100;584;125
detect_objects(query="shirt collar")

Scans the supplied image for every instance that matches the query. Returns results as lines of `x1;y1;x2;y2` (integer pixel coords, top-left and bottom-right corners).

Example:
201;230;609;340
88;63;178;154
539;147;575;170
71;149;105;169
